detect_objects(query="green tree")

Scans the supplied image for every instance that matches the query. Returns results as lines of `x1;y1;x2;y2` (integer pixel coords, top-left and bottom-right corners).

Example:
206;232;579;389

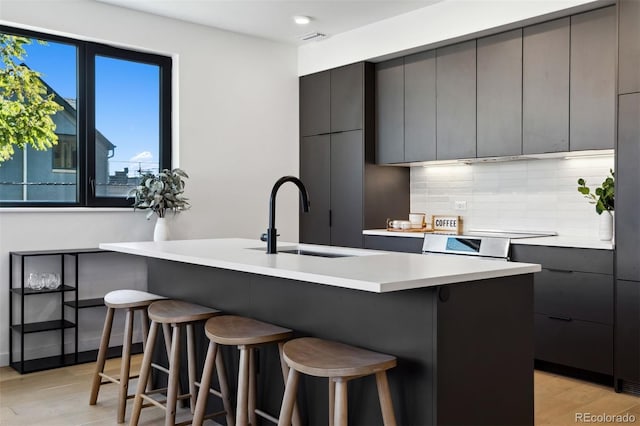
0;34;63;163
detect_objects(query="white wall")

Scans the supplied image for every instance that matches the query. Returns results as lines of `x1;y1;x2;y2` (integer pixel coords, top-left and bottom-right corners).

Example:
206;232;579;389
0;0;299;366
410;156;615;238
298;0;602;75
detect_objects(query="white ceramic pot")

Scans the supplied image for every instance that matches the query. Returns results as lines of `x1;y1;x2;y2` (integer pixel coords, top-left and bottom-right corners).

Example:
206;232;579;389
153;217;170;241
598;211;613;241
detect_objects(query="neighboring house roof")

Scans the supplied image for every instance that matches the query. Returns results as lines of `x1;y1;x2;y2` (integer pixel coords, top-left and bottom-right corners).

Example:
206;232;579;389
24;63;116;151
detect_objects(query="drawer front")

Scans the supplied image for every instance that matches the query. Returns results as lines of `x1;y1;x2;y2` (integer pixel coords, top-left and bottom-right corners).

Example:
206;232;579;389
363;235;424;253
535;269;613;324
511;245;612;274
535;313;613;375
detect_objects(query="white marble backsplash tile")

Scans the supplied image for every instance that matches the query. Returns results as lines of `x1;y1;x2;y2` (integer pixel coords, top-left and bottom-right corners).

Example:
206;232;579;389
410;156;615;239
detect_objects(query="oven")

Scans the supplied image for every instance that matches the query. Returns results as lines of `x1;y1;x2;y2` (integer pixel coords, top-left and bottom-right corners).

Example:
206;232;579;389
422;230;556;261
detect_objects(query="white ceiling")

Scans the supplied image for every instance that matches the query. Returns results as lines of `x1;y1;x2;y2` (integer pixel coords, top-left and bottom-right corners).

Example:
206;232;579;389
95;0;442;45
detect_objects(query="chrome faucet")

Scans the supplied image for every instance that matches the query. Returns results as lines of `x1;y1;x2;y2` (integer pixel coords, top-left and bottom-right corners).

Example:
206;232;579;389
264;176;310;254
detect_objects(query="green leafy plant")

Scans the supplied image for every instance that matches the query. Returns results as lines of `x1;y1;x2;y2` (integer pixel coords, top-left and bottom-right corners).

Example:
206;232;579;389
577;169;615;215
0;34;63;163
128;168;190;219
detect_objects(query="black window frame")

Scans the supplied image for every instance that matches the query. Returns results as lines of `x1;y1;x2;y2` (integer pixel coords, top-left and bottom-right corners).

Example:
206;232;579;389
0;25;172;208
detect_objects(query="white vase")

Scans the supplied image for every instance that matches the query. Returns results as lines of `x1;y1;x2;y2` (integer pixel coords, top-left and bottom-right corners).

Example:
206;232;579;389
598;211;613;241
153;217;170;241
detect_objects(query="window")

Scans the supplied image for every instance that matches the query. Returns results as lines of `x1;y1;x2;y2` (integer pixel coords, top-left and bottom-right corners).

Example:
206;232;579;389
0;26;171;207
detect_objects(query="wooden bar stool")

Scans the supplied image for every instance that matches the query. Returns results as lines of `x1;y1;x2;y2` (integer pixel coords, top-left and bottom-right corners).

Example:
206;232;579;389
129;300;222;426
278;337;398;426
89;289;167;424
192;315;301;426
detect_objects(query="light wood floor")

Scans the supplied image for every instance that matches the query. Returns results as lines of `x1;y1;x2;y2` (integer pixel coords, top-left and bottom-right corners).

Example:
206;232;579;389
1;355;639;425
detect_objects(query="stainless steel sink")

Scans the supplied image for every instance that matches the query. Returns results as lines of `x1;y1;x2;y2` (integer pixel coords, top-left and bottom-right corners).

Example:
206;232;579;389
278;248;353;258
248;247;353;258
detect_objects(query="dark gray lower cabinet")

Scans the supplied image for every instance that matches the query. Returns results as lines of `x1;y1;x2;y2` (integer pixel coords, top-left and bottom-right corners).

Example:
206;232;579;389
615;280;640;389
363;235;423;253
511;244;613;377
535;314;613;375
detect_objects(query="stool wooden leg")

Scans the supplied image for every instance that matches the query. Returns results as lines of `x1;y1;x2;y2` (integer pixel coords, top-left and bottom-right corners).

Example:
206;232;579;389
237;346;250;426
162;322;186;408
248;348;257;425
278;342;301;426
376;371;397;426
130;320;158;426
215;348;235;426
187;323;197;413
90;306;114;405
277;368;300;426
328;379;335;426
117;308;134;423
193;341;218;426
165;324;182;426
334;379;348;426
140;308;152;393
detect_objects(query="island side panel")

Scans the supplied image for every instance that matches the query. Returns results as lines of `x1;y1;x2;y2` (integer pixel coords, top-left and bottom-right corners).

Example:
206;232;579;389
147;258;438;425
436;274;535;426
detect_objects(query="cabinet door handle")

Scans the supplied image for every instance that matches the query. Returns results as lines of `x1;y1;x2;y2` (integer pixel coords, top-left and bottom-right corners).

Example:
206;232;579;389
546;268;573;273
548;315;572;322
329;209;332;227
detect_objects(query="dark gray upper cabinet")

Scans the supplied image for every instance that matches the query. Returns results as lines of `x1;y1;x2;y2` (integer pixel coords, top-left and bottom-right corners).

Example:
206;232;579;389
436;40;477;160
375;58;404;164
522;18;570;154
330;130;365;248
477;29;523;157
619;0;640;95
616;93;640;282
299;135;331;246
299;62;409;248
404;51;437;162
331;63;364;133
570;7;616;151
300;71;330;137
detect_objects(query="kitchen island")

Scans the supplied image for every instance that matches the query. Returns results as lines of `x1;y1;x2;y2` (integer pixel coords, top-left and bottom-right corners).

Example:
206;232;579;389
101;238;540;425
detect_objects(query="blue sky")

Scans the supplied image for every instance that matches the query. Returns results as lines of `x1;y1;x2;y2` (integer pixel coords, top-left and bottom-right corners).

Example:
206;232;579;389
21;38;160;176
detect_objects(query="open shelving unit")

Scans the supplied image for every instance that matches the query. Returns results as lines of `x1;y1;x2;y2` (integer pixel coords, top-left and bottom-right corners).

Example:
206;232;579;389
8;248;114;374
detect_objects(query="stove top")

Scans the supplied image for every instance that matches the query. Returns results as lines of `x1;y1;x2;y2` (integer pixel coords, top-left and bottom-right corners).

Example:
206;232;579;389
462;229;557;239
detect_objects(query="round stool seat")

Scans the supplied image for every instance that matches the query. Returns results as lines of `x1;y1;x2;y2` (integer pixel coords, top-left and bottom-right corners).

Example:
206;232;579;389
283;337;397;378
205;315;293;346
148;300;220;324
103;289;166;309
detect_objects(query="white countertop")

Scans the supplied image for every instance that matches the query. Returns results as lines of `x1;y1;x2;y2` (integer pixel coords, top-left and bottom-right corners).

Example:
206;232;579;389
510;236;614;250
363;229;426;238
100;238;541;293
363;229;613;250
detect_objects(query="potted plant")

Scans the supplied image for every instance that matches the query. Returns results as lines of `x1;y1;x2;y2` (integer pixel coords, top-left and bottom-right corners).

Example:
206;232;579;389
577;169;614;241
128;168;190;241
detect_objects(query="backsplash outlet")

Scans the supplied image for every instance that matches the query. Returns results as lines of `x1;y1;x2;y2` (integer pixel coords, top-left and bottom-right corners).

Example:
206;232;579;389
410;156;615;239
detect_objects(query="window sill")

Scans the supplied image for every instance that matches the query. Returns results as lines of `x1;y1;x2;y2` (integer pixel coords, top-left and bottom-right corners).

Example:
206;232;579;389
0;207;142;213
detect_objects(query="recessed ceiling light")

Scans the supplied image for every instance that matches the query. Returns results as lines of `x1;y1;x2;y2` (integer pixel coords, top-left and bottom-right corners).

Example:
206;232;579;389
293;15;312;25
